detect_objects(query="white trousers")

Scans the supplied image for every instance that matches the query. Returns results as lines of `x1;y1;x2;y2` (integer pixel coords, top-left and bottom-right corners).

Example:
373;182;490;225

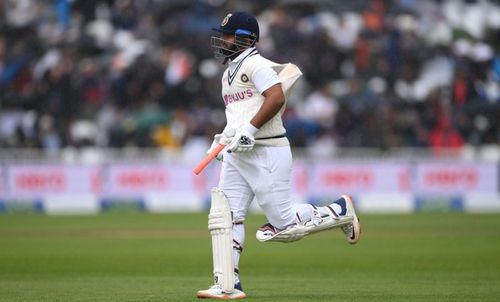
219;145;296;229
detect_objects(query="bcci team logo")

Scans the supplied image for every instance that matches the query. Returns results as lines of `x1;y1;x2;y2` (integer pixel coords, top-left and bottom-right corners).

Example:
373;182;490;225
221;13;232;26
241;74;249;82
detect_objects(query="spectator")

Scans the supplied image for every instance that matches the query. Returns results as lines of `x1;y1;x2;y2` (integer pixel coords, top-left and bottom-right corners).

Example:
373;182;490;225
0;0;498;153
429;116;465;155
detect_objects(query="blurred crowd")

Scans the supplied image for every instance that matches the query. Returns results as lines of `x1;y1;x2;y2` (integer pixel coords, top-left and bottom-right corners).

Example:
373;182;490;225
0;0;499;156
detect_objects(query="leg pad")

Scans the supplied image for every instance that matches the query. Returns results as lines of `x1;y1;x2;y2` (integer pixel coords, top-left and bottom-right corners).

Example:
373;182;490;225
209;188;234;292
258;215;353;243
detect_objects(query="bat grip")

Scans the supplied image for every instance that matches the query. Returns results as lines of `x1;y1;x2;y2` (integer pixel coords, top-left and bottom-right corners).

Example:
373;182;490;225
193;144;226;175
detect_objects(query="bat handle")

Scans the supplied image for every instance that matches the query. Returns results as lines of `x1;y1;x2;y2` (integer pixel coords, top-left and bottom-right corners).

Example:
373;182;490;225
193;144;226;175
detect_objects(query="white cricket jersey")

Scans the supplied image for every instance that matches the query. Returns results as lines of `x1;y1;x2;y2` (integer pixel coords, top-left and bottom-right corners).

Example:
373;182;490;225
221;47;289;147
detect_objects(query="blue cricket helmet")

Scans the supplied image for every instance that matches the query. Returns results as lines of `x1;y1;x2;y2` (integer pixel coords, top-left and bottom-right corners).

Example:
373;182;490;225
212;11;260;42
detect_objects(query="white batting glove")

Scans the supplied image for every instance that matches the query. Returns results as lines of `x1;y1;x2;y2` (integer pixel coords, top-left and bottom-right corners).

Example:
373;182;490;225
207;130;234;160
226;123;258;153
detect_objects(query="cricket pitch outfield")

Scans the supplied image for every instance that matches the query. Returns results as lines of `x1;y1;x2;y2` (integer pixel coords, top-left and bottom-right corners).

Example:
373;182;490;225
1;212;499;302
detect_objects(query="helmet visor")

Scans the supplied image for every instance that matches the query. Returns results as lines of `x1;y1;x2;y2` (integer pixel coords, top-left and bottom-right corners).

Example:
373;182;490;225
211;34;256;60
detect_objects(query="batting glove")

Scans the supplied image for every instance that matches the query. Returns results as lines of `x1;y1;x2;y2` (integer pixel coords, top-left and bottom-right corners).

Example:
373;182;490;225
207;130;234;160
226;123;258;153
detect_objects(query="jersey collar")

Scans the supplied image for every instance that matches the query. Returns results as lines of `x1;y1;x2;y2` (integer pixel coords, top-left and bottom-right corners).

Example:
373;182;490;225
230;47;256;64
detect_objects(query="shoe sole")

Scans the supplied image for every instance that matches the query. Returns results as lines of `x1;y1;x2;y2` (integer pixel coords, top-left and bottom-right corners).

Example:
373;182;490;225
342;195;361;244
197;292;247;300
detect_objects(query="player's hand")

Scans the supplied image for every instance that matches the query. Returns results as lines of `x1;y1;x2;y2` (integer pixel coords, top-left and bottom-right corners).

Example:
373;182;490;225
207;130;234;160
227;123;258;153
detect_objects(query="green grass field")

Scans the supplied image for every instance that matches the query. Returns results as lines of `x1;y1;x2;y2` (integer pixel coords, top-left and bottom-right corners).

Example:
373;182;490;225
1;212;499;302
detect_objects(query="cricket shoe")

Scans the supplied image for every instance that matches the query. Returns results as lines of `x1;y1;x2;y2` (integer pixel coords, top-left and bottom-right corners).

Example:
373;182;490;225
234;282;243;291
255;223;279;241
196;284;246;300
338;195;361;244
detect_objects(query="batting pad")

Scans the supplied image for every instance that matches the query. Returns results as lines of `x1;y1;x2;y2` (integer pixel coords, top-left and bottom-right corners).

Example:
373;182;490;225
208;188;234;293
258;215;353;243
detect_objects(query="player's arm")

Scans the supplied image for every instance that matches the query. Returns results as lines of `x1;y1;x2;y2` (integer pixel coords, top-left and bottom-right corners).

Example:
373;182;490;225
250;83;285;129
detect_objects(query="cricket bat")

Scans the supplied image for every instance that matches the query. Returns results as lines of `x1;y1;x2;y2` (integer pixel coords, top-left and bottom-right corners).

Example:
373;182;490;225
193;144;226;175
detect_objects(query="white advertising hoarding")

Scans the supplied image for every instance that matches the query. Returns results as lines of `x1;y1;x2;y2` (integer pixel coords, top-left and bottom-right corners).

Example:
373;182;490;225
415;162;498;194
291;161;310;196
309;161;411;196
0;168;5;198
104;164;204;197
6;165;100;198
1;160;498;214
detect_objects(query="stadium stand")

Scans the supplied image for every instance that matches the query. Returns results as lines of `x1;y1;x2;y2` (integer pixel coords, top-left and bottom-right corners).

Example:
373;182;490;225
0;0;498;156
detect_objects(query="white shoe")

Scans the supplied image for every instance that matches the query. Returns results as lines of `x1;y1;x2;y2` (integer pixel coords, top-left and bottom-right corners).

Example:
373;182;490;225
340;195;361;244
196;284;246;299
256;223;279;241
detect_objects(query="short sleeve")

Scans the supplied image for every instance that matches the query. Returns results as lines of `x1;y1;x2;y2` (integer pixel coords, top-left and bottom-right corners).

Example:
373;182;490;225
252;67;281;94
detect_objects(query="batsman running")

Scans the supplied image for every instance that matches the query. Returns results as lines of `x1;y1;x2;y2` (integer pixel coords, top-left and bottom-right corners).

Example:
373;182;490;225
197;11;361;300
